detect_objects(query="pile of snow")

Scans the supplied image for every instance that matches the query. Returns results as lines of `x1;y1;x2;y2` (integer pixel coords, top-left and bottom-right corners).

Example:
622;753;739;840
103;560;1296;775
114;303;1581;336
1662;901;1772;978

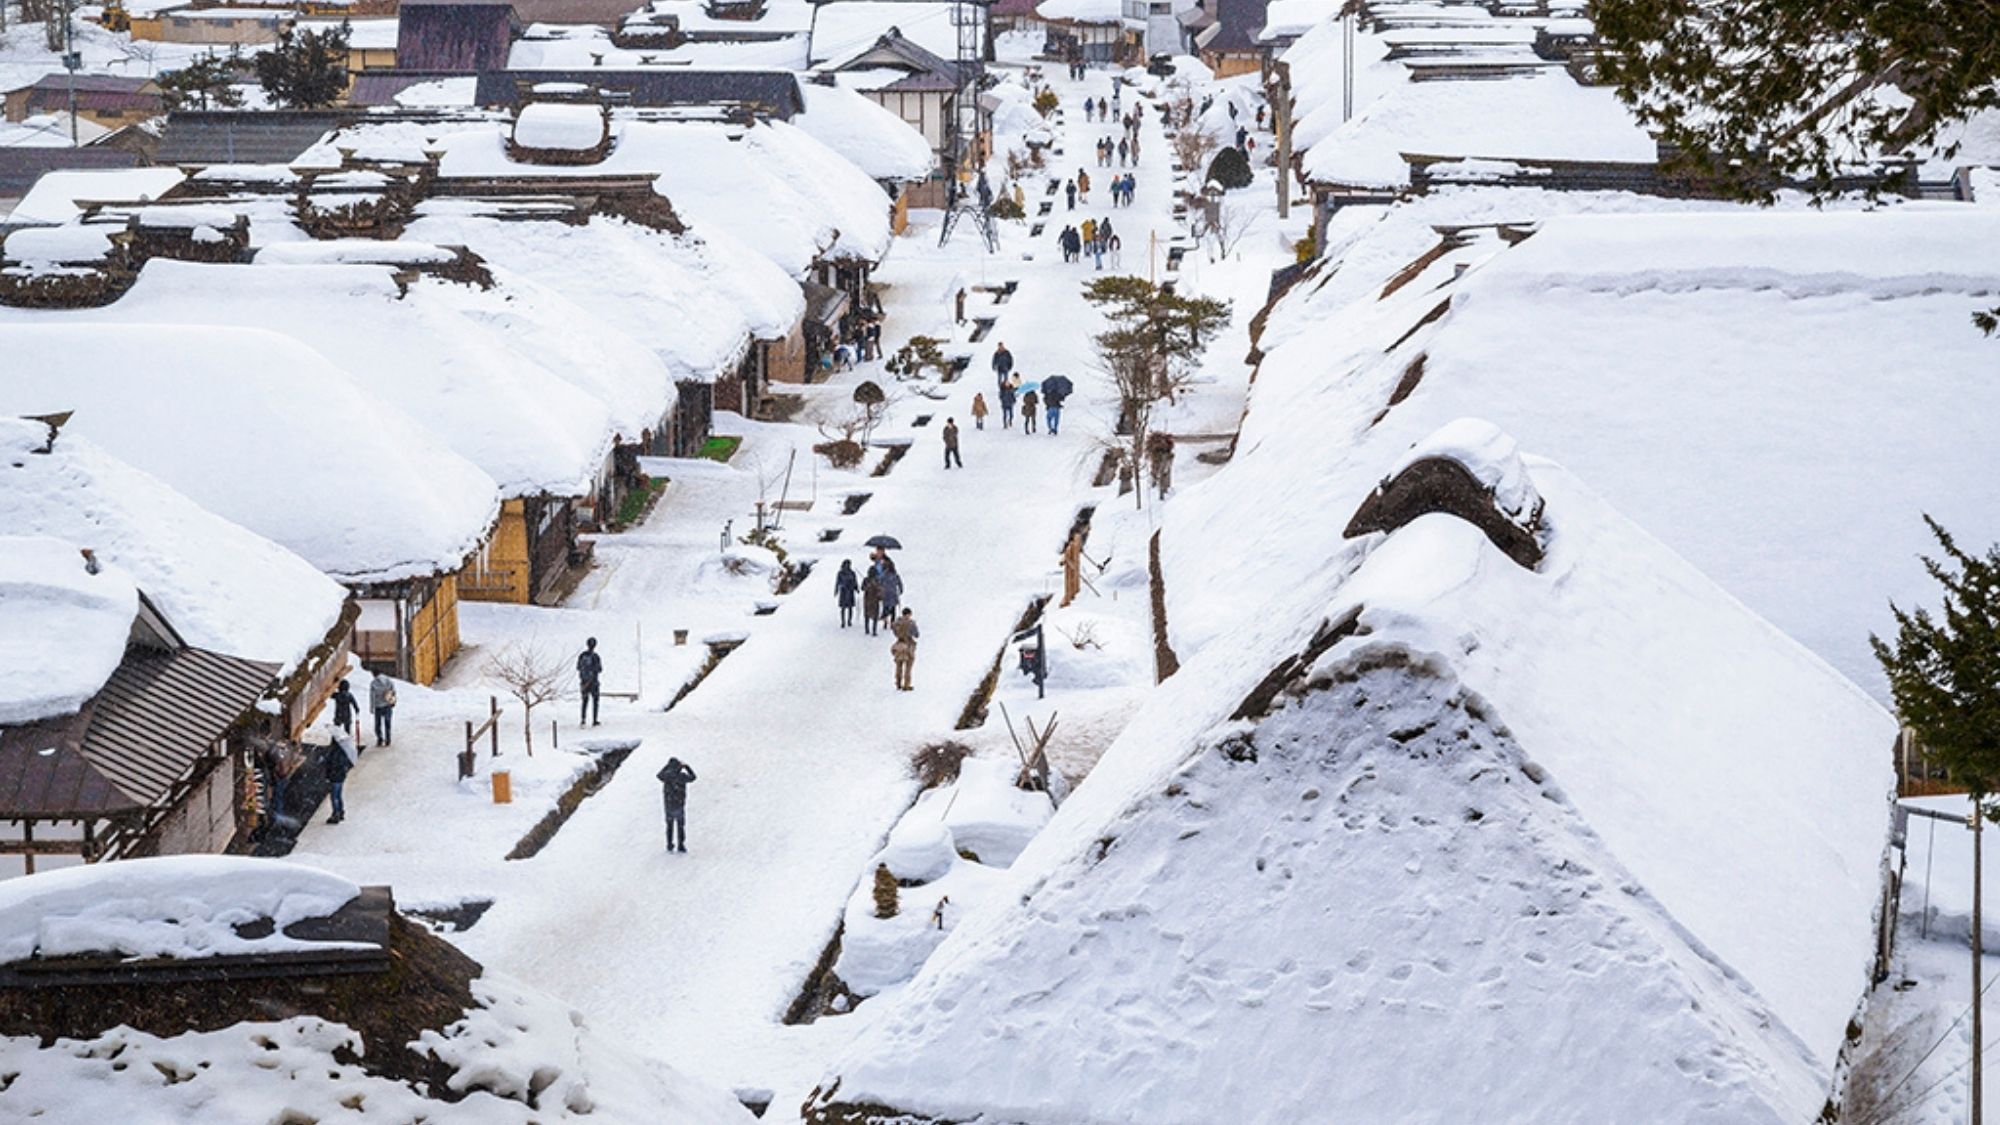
829;759;1049;1000
512;102;610;152
809;423;1895;1123
0;535;137;726
254;239;460;267
0;418;345;677
2;224;119;268
1382;415;1543;525
0;855;360;963
1035;0;1122;23
0;323;499;584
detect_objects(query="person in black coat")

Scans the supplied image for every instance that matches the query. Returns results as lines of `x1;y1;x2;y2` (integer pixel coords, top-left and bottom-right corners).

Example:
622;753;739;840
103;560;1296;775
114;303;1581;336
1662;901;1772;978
657;757;697;853
323;736;353;825
330;679;358;734
835;560;859;628
577;638;604;726
992;342;1014;389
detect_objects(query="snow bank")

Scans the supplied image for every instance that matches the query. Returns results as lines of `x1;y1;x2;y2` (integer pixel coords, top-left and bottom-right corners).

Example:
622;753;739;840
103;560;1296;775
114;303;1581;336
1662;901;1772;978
0;323;499;584
0;855;360;963
2;223;119;266
0;419;345;677
0;535;137;725
0;974;758;1123
1382;416;1541;524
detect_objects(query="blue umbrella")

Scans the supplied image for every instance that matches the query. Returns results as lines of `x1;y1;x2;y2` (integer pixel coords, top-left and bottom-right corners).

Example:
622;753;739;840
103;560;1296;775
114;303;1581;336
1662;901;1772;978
1013;380;1041;395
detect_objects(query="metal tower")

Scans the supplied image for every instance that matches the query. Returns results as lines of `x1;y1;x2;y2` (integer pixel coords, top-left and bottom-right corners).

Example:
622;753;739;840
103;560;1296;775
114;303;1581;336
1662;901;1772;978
937;0;997;251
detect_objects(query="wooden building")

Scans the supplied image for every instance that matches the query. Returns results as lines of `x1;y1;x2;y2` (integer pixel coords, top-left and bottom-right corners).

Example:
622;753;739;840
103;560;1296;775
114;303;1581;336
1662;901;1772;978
0;593;277;878
396;0;521;73
2;76;164;130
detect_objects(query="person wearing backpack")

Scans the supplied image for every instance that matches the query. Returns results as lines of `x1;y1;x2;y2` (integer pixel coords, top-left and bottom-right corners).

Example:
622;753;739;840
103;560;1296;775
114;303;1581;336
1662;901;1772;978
369;671;397;747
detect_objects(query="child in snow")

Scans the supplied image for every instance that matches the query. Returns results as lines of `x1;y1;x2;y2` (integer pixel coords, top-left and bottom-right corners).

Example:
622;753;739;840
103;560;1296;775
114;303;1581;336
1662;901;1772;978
971;392;990;430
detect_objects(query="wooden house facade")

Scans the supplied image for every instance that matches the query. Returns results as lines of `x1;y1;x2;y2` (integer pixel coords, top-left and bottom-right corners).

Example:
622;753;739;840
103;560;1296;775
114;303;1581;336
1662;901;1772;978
0;594;277;879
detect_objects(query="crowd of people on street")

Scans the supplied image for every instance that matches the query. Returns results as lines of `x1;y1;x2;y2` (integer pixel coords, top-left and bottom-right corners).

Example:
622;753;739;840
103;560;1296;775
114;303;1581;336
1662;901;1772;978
1056;220;1121;268
834;550;924;692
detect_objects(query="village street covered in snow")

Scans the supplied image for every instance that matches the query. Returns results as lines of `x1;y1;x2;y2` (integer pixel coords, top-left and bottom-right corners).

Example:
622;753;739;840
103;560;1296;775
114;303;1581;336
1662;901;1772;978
8;0;2000;1122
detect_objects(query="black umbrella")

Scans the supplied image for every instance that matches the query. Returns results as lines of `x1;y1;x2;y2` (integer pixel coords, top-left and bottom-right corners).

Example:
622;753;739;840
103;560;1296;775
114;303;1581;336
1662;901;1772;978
865;535;903;550
1043;374;1075;400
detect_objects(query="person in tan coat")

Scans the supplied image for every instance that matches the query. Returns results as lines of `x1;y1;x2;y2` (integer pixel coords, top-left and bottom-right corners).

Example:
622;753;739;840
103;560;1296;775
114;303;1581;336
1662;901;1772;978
891;608;920;691
970;392;990;430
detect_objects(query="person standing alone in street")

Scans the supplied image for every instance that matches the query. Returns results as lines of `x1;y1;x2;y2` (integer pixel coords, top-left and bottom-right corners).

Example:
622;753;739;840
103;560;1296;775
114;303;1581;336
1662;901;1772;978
323;731;355;825
943;417;963;468
891;608;920;691
657;757;696;853
835;559;859;628
331;679;358;736
369;670;396;747
577;638;603;727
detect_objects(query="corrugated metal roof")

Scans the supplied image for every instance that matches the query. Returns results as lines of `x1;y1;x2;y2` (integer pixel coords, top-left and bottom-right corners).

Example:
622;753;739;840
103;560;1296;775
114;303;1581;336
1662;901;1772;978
0;149;143;197
0;646;276;818
155;111;351;165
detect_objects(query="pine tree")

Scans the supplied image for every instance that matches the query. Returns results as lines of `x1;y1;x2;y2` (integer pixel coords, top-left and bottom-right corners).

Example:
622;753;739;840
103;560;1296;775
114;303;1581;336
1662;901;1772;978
872;863;899;919
254;22;350;109
1871;516;2000;1122
159;52;245;111
1205;146;1252;191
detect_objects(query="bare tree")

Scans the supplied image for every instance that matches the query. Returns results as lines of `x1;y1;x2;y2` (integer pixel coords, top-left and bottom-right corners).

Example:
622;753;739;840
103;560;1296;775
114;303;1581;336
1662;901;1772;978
1202;198;1259;259
1099;334;1160;511
486;643;571;756
1171;119;1219;176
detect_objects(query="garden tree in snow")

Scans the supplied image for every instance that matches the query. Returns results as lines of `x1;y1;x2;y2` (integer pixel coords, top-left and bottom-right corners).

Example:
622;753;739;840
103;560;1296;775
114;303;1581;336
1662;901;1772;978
1082;276;1230;398
1871;516;2000;1122
486;642;571;756
852;379;891;447
1096;328;1162;511
159;52;245;111
1205;146;1253;191
255;21;350;109
872;863;899;919
884;336;951;381
1595;0;2000;194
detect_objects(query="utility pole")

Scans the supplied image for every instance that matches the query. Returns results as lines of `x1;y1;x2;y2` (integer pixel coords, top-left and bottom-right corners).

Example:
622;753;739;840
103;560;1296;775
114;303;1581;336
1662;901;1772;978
1272;60;1292;219
937;0;997;251
63;0;80;146
1976;803;1985;1125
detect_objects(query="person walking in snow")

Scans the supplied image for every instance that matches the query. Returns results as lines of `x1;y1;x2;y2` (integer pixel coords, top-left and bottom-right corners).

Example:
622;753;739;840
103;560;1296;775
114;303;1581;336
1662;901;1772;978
1021;387;1040;434
998;377;1017;429
369;670;396;747
1077;169;1091;200
992;341;1014;389
1080;217;1097;253
835;560;859;628
1117;137;1128;166
943;417;963;469
1083;96;1094;121
1108;232;1123;269
331;679;358;736
955;287;967;325
657;757;696;853
890;608;920;691
1065;179;1077;210
878;557;904;626
1044;381;1067;435
971;392;989;430
577;638;603;727
323;731;355;825
861;567;883;636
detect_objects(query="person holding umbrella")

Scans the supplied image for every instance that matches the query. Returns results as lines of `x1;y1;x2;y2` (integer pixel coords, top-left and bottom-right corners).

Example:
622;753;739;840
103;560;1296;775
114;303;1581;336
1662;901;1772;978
1042;375;1074;436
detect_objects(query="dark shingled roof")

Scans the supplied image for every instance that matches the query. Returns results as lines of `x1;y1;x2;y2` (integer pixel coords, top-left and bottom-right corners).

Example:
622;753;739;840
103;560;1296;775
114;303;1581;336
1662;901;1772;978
1199;0;1268;54
0;148;143;197
397;0;520;73
472;69;805;119
819;29;971;92
0;645;277;819
7;74;157;96
155;110;352;165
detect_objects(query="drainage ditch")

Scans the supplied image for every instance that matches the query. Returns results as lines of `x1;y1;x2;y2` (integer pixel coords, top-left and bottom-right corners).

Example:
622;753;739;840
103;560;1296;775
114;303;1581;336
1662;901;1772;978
667;638;742;712
408;898;495;933
870;442;910;478
955;594;1053;731
841;492;872;515
505;742;639;861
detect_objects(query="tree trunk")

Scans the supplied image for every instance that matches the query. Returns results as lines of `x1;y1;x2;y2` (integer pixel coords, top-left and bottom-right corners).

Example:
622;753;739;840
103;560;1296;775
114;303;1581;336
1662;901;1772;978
523;705;535;757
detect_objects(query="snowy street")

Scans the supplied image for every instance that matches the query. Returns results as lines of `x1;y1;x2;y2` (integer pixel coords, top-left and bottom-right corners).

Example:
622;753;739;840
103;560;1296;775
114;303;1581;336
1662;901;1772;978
285;46;1262;1103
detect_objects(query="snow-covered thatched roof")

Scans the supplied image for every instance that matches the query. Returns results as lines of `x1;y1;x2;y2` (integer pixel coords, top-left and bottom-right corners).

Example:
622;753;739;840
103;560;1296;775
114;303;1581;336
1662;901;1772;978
0;323;500;585
0;418;347;681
